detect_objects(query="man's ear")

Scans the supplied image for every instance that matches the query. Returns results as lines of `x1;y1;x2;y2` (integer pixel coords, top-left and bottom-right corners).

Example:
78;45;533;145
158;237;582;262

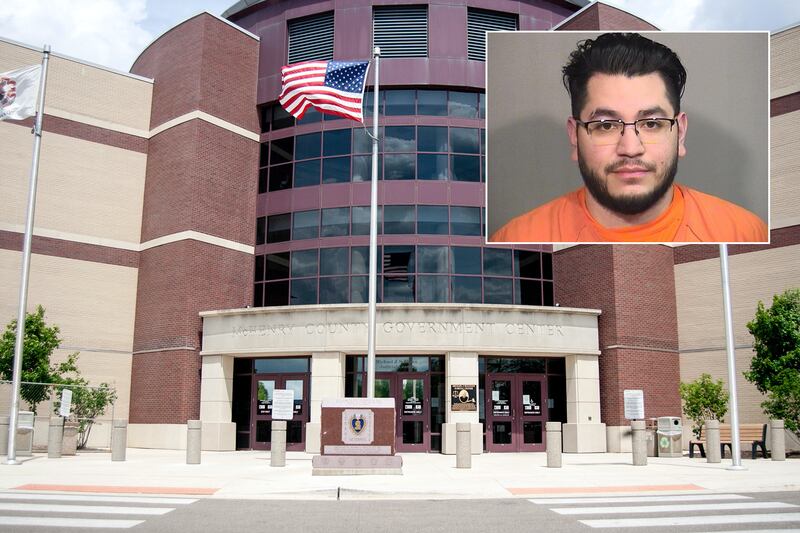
676;112;687;157
567;116;579;161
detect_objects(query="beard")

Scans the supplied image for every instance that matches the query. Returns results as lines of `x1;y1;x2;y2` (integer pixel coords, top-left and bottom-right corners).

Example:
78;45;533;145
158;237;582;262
578;151;679;216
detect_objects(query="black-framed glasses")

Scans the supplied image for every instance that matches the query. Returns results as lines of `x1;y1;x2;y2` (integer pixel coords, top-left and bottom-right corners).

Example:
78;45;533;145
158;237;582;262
575;117;678;146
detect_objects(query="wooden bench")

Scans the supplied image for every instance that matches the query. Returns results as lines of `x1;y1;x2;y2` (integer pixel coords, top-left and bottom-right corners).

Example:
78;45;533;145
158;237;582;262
689;423;768;459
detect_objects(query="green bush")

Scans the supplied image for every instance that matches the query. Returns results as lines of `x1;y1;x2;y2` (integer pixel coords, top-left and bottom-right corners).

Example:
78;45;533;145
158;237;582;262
679;373;728;439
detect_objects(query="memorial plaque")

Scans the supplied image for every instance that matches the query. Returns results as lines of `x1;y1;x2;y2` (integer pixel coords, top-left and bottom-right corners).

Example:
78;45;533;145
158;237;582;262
272;389;295;420
450;384;477;412
319;398;396;456
341;409;374;445
624;389;645;420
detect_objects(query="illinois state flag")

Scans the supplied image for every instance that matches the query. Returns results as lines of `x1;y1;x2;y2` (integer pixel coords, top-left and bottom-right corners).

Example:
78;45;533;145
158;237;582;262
0;65;41;121
280;60;369;123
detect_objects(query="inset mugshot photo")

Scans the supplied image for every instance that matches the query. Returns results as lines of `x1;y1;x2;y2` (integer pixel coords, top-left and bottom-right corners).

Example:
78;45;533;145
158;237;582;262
486;31;769;244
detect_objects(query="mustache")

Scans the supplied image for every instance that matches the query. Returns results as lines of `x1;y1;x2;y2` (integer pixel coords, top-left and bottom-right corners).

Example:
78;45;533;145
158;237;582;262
604;159;657;173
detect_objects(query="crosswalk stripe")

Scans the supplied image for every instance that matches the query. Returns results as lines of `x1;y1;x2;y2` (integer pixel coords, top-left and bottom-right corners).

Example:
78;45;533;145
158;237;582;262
0;502;175;515
529;494;752;504
0;492;197;505
0;516;143;529
553;501;796;515
580;512;800;529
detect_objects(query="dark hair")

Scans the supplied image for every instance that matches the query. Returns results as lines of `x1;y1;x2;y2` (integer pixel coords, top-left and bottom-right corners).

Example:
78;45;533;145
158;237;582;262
562;33;687;117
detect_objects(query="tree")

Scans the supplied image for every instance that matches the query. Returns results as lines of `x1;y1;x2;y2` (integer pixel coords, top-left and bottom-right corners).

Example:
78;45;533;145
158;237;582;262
745;288;800;436
54;378;118;449
679;373;728;439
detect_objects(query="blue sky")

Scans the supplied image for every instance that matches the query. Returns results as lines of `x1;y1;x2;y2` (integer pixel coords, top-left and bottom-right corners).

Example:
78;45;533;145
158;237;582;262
1;0;799;72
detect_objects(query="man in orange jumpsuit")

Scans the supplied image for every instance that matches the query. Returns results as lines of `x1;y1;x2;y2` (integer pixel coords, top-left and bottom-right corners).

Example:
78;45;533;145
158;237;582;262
491;33;767;243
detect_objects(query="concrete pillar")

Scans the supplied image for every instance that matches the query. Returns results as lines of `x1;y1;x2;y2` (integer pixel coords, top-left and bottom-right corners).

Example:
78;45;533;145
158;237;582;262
111;419;127;461
443;352;481;455
199;354;236;451
187;420;202;464
0;416;8;455
706;420;721;463
271;420;287;467
48;417;64;459
456;423;471;468
770;419;785;461
546;421;562;468
307;352;346;454
563;354;606;453
631;420;647;466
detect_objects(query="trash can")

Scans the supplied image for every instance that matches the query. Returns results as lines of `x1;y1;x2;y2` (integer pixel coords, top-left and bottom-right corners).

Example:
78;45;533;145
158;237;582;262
657;416;682;457
645;418;658;457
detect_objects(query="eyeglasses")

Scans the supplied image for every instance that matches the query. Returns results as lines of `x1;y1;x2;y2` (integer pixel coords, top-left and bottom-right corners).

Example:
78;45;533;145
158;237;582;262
575;117;678;146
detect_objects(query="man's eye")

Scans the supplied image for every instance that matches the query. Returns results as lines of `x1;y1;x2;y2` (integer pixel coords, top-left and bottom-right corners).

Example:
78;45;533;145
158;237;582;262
641;120;662;130
597;122;616;131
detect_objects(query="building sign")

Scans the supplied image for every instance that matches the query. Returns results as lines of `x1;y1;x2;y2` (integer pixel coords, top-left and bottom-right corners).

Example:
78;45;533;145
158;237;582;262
624;389;645;420
403;397;423;416
59;389;73;417
450;384;477;411
271;389;295;420
492;390;511;417
341;408;375;445
522;394;541;416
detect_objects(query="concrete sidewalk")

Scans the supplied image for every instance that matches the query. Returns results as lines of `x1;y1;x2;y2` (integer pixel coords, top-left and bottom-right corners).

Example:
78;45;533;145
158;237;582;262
1;450;798;500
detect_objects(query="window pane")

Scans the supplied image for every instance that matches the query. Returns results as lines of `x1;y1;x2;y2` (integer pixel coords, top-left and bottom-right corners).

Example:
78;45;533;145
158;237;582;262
448;91;479;118
295;132;321;160
320;247;348;275
417;206;449;234
384;154;415;180
418;90;447;116
320;276;349;304
292;210;319;240
418;275;448;302
254;255;265;281
516;250;541;278
256;217;266;245
259;143;269;167
352;206;382;236
294;160;320;187
453;276;482;303
384;126;415;152
484;248;512;276
254;282;264;307
417;126;448;152
417;154;448;180
417;245;449;273
265;280;289;306
265;252;290;280
267;213;291;243
297;106;322;124
271;137;293;164
383;245;415;274
385;89;415;115
254;357;310;373
323;129;351;156
350;276;373;303
258;168;268;194
517;279;542;305
322;156;351;183
353;154;382;182
484;277;512;304
321;207;350;237
384;275;415;302
384;205;415;234
543;281;554;306
291;249;318;277
268;163;292;191
290;278;317;305
543;253;553;280
451;206;481;236
353;127;375;154
450;128;480;154
272;105;294;130
479;93;486;119
451;155;480;182
452;246;481;274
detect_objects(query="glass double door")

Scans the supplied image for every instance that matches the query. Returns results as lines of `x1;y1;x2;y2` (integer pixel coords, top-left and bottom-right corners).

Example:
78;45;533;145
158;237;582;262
250;374;308;451
485;374;547;452
375;372;429;452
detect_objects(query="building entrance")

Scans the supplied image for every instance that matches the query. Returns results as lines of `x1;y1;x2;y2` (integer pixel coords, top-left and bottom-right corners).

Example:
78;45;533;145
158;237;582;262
375;372;429;452
485;373;547;452
250;373;309;451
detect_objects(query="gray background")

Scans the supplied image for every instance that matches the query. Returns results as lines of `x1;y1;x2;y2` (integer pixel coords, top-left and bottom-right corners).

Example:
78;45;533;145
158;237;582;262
486;32;769;239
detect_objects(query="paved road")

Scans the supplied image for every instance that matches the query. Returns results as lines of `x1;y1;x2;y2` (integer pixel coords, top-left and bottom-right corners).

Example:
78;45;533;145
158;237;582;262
0;491;798;532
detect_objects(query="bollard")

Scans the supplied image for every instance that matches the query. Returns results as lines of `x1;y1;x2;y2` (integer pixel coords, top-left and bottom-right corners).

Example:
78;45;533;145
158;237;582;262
546;421;562;468
706;420;721;463
770;419;785;461
270;421;287;467
111;419;128;462
186;420;202;464
631;420;647;466
0;416;8;456
456;423;471;469
48;417;64;459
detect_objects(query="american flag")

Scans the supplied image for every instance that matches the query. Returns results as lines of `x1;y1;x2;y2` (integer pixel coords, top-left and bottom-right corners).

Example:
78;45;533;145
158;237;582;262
279;60;370;123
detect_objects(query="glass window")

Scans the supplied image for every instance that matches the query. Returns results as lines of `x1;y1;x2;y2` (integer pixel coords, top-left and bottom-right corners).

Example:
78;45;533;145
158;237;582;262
295;132;321;160
451;155;480;182
484;277;513;304
290;278;317;305
291;249;318;277
451;206;481;236
322;156;351;183
383;245;415;274
479;93;486;119
265;252;290;280
450;128;480;154
350;276;373;303
418;90;447;116
260;106;271;133
321;207;350;237
270;137;293;164
292;210;319;240
543;281;554;306
353;127;377;154
256;217;266;246
384;205;415;234
417;245;449;273
254;283;264;307
516;250;541;278
516;279;542;305
543;253;553;280
417;126;448;152
320;247;348;275
417;154;448;180
384;126;415;152
254;255;265;281
448;91;479;118
353;154;382;182
323;129;351;156
296;106;322;124
267;213;291;243
383;275;415;302
484;248;512;276
265;280;289;306
384;154;415;180
452;246;481;274
363;89;383;118
417;206;449;234
352;206;382;236
268;163;292;191
385;89;415;115
480;128;486;154
259;142;269;167
294;160;320;187
254;358;309;373
258;168;268;194
271;105;294;130
418;275;448;302
351;246;381;275
320;276;349;304
453;276;482;303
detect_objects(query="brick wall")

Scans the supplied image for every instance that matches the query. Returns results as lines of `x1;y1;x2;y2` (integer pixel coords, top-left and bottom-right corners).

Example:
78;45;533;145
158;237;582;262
557;3;658;31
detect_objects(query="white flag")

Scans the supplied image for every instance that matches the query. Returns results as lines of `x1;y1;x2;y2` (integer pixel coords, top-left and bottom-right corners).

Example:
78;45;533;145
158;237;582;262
0;65;42;121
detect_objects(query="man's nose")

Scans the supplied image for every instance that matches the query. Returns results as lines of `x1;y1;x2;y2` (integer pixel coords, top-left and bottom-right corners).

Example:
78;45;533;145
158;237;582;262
615;123;645;157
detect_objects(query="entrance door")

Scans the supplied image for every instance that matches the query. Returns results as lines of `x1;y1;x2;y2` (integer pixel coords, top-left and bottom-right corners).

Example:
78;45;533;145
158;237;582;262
485;374;547;452
251;374;309;451
375;372;429;452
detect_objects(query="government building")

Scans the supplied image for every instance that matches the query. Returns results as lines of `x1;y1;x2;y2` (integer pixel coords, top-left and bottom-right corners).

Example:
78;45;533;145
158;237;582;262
1;0;798;454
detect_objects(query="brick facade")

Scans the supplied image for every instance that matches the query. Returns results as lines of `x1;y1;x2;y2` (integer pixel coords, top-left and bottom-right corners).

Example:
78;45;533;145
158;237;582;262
557;3;658;31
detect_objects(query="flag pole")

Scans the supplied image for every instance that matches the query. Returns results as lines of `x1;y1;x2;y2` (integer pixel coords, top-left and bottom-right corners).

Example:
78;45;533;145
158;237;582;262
5;45;51;465
719;244;745;470
366;47;380;398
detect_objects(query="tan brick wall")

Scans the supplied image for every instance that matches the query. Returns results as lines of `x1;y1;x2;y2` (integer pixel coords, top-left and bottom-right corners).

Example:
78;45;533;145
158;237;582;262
771;25;800;98
771;110;800;229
